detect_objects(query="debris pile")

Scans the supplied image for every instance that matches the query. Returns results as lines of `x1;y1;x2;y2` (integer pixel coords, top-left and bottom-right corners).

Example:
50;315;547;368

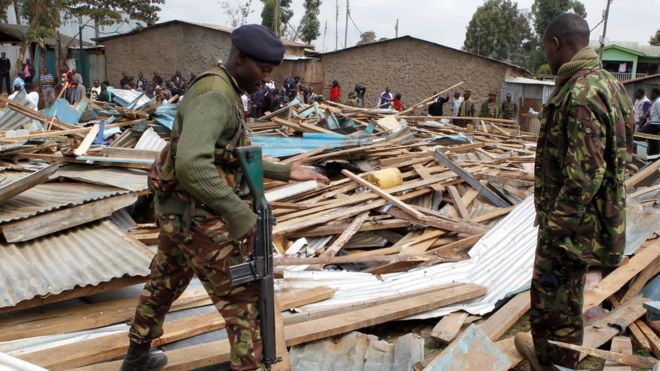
0;89;658;370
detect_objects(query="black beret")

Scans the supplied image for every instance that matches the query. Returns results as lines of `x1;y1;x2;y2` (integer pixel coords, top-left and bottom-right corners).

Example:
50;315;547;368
231;24;286;65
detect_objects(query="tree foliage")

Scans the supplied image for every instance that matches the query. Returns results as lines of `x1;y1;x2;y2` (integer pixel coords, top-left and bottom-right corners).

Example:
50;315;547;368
650;29;660;46
531;0;586;39
220;0;254;29
463;0;532;63
356;31;376;46
260;0;293;34
298;0;320;45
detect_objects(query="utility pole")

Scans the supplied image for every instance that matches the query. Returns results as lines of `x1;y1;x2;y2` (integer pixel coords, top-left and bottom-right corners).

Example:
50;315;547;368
344;0;350;49
598;0;612;61
335;0;339;50
395;19;399;38
323;20;328;52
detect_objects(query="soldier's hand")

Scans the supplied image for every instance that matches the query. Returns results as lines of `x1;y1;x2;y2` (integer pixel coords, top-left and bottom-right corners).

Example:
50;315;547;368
290;161;329;184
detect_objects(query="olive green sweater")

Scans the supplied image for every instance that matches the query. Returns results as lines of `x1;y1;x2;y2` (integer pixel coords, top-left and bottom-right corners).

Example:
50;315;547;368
155;66;291;239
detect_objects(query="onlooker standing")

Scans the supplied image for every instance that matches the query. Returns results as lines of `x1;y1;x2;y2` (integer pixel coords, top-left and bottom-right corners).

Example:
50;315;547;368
25;83;39;110
171;70;184;85
39;67;55;108
69;79;86;104
429;94;449;116
0;52;10;94
120;71;132;88
346;91;359;107
13;72;25;93
22;58;34;83
633;88;652;130
392;93;403;112
501;93;518;120
639;88;660;156
354;83;366;107
152;71;163;86
72;68;83;86
480;92;502;118
378;87;393;108
451;91;463;117
330;80;340;102
455;90;476;127
90;79;102;100
137;72;148;90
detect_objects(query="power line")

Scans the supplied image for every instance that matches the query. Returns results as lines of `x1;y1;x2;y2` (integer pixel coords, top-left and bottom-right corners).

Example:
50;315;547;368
348;13;361;35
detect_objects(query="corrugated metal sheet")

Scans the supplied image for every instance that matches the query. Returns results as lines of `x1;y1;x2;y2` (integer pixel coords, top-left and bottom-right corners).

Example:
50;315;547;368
0;182;128;224
0;220;153;308
283;197;538;318
134;127;166;151
51;165;148;192
0;91;32;130
251;133;370;158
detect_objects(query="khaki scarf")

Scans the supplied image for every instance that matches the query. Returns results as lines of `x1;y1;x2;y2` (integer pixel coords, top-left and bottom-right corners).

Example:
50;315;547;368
550;46;600;100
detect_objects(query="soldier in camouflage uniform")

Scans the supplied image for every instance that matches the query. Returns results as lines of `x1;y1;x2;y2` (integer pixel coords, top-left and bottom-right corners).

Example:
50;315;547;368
501;93;518;120
121;25;328;371
514;14;634;370
455;90;476;127
479;92;502;119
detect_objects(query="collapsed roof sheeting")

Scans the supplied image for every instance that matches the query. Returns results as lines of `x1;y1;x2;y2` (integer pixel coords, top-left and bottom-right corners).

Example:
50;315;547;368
0;221;152;308
51;165;148;192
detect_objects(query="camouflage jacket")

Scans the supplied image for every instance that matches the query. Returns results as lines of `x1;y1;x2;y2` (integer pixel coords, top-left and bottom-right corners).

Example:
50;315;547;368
534;67;634;267
480;101;502;119
501;100;517;120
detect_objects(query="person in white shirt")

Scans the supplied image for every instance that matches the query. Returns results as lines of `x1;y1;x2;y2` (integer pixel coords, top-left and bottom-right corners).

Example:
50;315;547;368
90;79;102;100
633;88;652;129
451;91;464;117
378;87;393;109
241;92;250;120
265;80;275;90
25;83;40;110
638;88;660;156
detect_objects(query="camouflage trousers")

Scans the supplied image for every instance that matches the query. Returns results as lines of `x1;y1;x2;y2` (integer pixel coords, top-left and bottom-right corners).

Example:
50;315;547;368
530;230;588;369
128;213;263;371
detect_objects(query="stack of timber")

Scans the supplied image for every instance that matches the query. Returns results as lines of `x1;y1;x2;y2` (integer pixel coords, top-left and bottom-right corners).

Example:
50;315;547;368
0;87;658;370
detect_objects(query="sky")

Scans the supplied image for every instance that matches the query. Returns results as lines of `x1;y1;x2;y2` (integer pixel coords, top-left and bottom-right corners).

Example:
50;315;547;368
159;0;660;52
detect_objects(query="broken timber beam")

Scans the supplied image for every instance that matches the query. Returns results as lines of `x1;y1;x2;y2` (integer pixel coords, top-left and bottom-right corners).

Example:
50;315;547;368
433;149;510;207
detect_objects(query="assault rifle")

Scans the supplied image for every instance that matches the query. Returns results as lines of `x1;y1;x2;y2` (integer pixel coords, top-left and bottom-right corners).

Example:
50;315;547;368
229;146;280;369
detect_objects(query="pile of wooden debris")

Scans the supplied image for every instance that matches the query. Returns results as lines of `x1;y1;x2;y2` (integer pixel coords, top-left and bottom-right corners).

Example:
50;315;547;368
0;88;658;370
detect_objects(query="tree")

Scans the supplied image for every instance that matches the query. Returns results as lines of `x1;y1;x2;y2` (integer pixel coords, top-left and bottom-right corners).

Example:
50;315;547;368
650;29;660;46
463;0;533;63
12;0;163;70
220;0;254;29
531;0;586;39
356;31;376;46
298;0;320;45
260;0;293;35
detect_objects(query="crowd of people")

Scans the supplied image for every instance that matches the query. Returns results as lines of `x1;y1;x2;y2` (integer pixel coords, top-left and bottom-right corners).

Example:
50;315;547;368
633;87;660;156
242;76;320;118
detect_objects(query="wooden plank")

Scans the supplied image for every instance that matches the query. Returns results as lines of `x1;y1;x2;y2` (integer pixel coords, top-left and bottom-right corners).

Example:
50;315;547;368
625;159;660;188
100;147;161;160
81;284;485;371
610;297;652;351
287;219;411;238
603;337;633;371
431;311;469;343
281;145;331;164
273;188;432;235
307;212;369;271
583;240;660;312
265;181;318;203
426;234;483;257
470;206;515;223
273;117;337;134
388;206;489;236
72;123;100;156
621;255;660;303
272;298;291;371
2;193;138;243
478;291;530;341
629;183;660;199
285;283;486;346
413;164;444;192
548;340;658;368
274;254;443;266
447;186;468;219
19;312;227;370
0;120;143;142
637;320;660;358
276;286;335;310
0;276;148;315
397;81;464;116
342;169;426;219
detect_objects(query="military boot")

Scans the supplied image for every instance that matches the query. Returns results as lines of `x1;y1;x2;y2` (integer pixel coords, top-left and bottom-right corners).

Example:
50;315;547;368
514;333;553;371
120;341;168;371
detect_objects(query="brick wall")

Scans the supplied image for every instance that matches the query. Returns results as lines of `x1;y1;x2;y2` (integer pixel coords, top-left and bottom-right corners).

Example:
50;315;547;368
320;37;527;112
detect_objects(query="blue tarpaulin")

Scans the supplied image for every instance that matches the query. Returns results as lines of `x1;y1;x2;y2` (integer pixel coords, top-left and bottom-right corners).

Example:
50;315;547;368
251;133;361;158
153;103;177;130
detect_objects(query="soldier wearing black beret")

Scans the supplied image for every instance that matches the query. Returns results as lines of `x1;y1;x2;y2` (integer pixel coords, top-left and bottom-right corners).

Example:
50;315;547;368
121;24;327;371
